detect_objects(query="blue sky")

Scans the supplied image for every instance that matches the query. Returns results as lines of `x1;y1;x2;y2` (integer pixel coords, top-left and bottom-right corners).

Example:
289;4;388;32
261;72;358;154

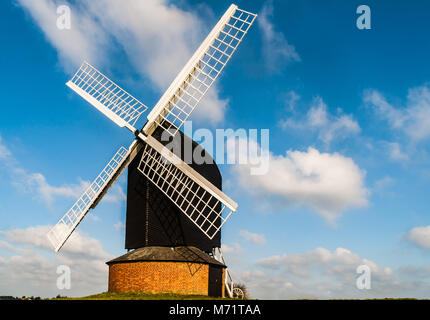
1;0;430;299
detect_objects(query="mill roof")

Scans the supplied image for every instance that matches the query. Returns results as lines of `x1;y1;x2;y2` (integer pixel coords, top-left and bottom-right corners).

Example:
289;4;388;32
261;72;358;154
106;246;226;267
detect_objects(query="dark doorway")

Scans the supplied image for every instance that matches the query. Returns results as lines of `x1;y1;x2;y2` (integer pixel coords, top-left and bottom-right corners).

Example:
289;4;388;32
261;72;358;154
208;265;224;297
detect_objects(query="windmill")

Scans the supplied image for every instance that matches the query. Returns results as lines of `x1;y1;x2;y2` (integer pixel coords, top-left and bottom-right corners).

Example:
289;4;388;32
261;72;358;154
47;4;256;298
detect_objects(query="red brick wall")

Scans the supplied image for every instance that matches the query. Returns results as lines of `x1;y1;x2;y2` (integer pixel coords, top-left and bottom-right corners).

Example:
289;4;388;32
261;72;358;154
108;261;223;296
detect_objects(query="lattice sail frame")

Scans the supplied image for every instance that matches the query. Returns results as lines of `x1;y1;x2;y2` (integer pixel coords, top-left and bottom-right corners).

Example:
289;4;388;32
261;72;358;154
143;4;257;136
137;136;237;239
67;62;148;131
47;146;131;251
48;4;257;251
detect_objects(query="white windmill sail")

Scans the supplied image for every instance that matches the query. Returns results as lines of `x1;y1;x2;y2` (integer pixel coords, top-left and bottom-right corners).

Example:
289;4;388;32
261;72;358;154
143;4;257;137
47;142;138;251
138;136;237;239
136;4;256;239
48;4;256;251
67;61;148;132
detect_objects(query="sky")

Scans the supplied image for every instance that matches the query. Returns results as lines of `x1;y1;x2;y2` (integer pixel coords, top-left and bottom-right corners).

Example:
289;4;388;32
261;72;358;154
1;0;430;299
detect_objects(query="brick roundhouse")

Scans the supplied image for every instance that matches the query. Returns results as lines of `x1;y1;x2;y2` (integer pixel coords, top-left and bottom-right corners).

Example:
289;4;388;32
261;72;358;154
107;246;226;297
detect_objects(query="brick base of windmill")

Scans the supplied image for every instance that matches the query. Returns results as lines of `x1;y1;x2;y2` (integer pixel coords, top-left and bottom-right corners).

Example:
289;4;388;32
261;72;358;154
106;246;226;297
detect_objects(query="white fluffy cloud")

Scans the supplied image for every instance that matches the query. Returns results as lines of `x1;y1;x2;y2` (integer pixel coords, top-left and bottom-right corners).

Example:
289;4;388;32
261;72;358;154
258;1;300;73
0;135;125;207
0;136;12;160
17;0;230;124
364;89;405;129
229;138;368;223
364;85;430;141
12;171;90;206
406;225;430;249
280;96;361;145
386;142;409;161
257;247;392;277
15;170;125;207
113;221;124;231
0;225;114;298
84;0;202;88
283;90;301;111
373;176;394;194
1;225;111;260
235;247;429;299
239;230;267;246
221;243;242;255
17;0;107;72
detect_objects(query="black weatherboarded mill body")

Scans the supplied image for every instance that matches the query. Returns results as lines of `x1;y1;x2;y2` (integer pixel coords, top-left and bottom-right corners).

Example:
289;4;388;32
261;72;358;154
125;127;222;254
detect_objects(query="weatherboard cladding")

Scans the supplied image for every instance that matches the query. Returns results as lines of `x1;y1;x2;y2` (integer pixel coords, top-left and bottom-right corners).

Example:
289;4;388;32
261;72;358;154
125;127;222;252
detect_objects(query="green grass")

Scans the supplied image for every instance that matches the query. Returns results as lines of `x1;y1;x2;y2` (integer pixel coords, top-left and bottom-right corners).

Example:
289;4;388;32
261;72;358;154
53;292;236;300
